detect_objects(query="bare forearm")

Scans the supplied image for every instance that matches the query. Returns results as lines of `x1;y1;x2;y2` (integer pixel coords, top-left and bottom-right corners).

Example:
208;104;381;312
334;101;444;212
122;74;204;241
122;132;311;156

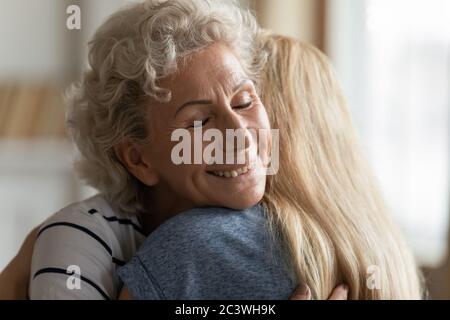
0;257;29;299
0;226;39;300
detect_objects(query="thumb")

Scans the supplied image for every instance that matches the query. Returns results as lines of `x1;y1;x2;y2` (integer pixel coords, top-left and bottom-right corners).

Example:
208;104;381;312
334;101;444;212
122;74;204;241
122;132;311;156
289;284;312;300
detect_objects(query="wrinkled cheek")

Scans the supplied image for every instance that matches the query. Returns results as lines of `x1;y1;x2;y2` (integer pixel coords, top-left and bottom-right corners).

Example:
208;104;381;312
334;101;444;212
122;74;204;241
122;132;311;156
256;129;272;168
265;129;280;176
257;107;274;168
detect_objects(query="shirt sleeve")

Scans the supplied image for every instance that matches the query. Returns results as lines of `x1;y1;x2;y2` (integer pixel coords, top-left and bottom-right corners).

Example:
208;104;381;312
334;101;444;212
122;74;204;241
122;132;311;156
29;209;120;300
117;255;165;300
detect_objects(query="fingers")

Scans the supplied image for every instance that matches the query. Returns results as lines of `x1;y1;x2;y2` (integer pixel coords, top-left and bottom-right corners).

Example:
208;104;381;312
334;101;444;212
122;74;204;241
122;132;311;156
290;283;349;300
118;286;133;300
289;284;311;300
328;284;349;300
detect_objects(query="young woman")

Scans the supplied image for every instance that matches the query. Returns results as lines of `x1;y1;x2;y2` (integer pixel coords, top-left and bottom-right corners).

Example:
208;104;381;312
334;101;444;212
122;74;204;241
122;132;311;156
258;33;423;299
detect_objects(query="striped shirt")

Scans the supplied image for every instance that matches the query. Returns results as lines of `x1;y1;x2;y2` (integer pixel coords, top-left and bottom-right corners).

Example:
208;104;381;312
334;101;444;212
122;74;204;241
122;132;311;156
29;194;145;300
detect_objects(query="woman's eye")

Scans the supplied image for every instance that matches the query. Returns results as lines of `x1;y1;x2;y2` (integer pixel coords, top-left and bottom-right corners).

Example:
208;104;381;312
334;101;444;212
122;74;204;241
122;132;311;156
232;101;252;110
189;118;210;128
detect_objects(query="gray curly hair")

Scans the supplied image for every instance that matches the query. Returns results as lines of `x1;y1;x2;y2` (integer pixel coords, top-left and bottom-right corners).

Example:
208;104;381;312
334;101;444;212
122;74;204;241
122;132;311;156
66;0;265;214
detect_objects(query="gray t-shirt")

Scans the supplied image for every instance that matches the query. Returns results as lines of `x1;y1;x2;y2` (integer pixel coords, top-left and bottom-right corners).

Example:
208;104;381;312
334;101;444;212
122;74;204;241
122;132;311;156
118;204;297;299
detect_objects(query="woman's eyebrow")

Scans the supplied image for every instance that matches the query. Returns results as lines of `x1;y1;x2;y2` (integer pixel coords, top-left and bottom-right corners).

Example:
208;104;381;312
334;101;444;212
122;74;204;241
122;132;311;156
174;99;212;118
232;78;253;93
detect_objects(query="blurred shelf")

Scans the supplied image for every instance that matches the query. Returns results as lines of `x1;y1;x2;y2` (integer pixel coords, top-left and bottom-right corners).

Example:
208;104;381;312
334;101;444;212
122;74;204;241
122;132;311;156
0;83;67;138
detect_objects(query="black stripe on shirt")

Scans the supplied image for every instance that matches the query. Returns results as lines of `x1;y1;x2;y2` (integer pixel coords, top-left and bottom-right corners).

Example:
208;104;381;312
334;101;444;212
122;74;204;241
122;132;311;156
112;257;125;266
37;222;126;266
33;267;111;300
88;208;145;236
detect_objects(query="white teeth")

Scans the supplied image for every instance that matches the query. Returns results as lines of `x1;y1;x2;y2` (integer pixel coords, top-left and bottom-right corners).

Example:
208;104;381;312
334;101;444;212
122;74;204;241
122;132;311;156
211;165;250;178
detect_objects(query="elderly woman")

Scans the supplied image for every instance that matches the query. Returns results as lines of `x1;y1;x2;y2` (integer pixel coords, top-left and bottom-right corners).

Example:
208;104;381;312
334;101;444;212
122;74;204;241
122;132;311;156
1;0;421;300
27;0;274;299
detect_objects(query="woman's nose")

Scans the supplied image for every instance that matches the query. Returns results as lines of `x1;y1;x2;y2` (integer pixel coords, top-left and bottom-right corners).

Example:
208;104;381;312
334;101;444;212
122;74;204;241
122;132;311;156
217;108;251;152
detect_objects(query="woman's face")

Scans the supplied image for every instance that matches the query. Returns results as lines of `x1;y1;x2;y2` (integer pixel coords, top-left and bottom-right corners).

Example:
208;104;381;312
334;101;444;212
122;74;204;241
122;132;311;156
137;43;271;213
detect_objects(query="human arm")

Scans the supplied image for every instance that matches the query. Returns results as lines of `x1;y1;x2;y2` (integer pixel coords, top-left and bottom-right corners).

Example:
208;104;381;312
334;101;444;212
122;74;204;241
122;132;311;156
0;226;39;299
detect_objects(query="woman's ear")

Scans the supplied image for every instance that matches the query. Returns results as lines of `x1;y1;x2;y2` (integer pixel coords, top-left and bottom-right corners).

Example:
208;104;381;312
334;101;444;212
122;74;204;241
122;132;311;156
114;141;159;186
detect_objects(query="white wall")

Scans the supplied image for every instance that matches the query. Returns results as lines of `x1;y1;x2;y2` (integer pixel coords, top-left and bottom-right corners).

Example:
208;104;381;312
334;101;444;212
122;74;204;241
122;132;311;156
326;0;450;267
0;0;69;82
0;0;138;84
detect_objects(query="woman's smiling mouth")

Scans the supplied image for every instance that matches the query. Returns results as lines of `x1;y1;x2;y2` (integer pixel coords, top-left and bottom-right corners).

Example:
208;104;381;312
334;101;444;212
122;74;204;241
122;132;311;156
206;163;255;178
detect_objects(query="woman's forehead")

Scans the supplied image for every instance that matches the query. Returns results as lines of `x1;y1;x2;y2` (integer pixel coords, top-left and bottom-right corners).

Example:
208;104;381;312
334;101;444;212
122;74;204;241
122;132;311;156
159;44;248;101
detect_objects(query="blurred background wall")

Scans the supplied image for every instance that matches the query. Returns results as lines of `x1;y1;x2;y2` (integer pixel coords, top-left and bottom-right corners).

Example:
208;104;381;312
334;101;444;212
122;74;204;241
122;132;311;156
0;0;449;298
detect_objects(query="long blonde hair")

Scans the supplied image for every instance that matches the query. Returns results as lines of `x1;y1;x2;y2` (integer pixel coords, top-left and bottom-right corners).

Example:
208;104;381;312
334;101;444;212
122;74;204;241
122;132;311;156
260;33;423;299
